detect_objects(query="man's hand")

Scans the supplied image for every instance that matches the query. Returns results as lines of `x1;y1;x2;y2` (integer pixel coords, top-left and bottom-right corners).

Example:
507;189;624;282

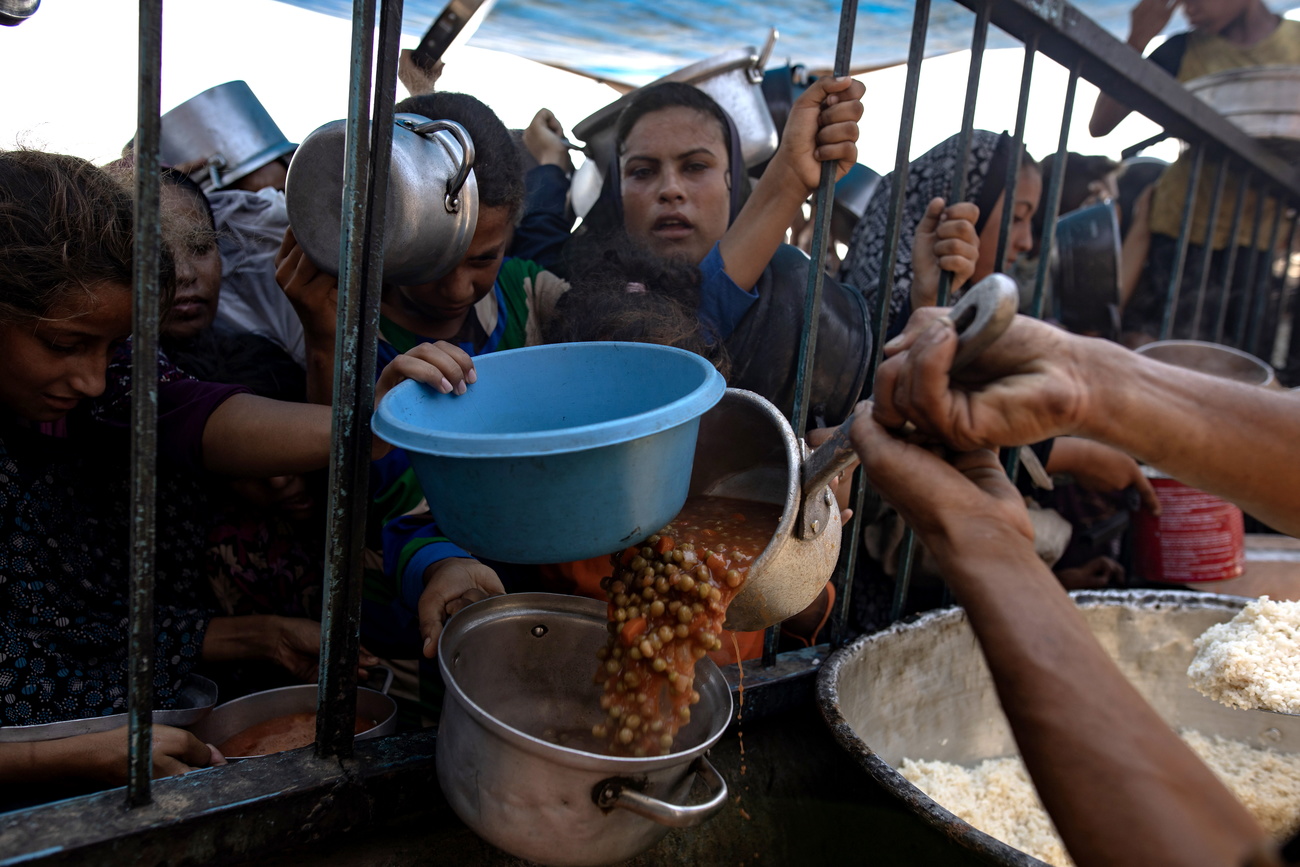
80;725;223;784
418;558;506;657
873;310;1092;451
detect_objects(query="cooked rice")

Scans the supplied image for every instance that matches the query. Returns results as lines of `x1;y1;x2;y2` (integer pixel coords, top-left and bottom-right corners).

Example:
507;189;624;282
1188;596;1300;713
899;730;1300;867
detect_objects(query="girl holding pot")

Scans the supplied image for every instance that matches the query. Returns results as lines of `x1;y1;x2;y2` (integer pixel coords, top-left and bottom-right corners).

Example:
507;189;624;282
0;149;464;804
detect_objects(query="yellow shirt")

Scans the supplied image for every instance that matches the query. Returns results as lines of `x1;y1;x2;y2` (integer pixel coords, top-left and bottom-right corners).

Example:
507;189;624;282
1148;19;1300;250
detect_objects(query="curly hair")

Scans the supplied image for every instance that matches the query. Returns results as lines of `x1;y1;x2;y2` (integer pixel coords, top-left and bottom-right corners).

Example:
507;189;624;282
546;238;730;378
394;92;525;219
0;150;148;325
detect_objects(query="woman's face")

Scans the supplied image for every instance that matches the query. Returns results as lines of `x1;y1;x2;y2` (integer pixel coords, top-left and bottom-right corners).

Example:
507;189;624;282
973;165;1043;282
0;284;132;422
619;106;731;265
161;186;222;341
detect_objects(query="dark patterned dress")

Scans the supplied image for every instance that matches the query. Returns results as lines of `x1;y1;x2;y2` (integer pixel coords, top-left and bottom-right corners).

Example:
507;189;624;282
0;349;243;726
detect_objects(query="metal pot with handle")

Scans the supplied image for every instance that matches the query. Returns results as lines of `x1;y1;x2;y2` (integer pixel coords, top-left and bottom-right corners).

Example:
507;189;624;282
706;273;1021;631
437;593;731;867
285;113;478;286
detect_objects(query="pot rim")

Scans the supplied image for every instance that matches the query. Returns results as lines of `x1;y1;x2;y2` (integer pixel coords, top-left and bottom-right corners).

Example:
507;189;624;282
373;342;726;458
438;593;733;773
193;683;397;759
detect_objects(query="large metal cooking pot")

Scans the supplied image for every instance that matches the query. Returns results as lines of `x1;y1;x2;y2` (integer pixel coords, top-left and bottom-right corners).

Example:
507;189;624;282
156;81;296;192
572;30;779;182
285;113;478;286
437;593;731;867
187;671;396;759
818;590;1300;866
1052;200;1121;338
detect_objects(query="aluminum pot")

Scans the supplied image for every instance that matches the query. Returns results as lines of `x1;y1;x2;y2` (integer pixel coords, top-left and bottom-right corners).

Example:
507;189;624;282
156;81;296;192
0;675;218;743
1135;339;1277;388
437;593;731;867
1052;200;1121;338
572;30;779;182
285;113;478;286
817;590;1300;866
1186;66;1300;158
187;671;396;760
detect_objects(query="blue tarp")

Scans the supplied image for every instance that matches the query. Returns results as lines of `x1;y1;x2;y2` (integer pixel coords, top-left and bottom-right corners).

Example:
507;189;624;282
277;0;1300;84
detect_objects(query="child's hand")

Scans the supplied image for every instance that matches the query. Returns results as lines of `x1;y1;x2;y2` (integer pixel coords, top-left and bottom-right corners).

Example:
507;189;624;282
911;198;981;309
524;108;574;173
373;341;477;458
275;227;339;344
774;75;865;194
1128;0;1178;49
418;557;506;657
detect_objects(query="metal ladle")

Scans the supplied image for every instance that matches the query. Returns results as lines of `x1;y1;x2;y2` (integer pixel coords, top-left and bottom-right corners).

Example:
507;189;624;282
700;273;1021;632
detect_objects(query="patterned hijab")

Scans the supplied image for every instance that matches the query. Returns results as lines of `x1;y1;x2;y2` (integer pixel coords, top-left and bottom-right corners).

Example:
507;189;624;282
839;130;1013;331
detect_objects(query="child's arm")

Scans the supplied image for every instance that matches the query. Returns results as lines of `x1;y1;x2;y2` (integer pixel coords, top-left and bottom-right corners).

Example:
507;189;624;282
717;75;865;292
0;726;221;787
910;198;981;310
199;341;475;477
1090;0;1179;136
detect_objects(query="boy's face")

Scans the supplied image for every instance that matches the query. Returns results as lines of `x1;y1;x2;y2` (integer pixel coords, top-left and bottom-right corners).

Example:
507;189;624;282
391;205;513;329
1182;0;1250;34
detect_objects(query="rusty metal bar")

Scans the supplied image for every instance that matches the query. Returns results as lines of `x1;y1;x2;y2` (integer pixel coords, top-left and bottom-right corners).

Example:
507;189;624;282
878;0;933;625
127;0;164;809
1246;196;1285;358
1213;170;1251;345
1189;155;1228;339
1263;208;1300;364
316;0;403;757
937;0;992;307
1234;183;1271;347
1160;143;1204;340
768;0;859;668
997;38;1037;485
1032;65;1079;320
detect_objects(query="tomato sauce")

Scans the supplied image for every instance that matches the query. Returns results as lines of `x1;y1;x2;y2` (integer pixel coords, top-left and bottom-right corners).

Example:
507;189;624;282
218;711;376;757
593;495;782;757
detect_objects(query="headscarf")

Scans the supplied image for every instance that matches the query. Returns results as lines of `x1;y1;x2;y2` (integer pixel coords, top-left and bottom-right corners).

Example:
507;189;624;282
838;130;1013;331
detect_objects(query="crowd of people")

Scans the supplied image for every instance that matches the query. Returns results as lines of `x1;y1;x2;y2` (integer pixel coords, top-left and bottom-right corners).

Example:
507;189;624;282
1;0;1299;862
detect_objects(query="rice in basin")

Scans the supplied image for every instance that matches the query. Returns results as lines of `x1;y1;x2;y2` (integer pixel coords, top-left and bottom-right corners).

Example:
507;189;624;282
1188;596;1300;713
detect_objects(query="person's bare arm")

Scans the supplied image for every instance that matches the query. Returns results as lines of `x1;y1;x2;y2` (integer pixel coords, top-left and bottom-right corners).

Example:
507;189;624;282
873;310;1300;535
1090;0;1179;136
0;726;219;786
719;76;864;291
851;412;1266;867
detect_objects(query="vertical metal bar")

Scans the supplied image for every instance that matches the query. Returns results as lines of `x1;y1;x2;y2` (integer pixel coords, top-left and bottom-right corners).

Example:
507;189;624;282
937;0;992;307
997;39;1037;485
1246;195;1285;357
828;469;865;648
1234;183;1270;347
1031;66;1079;320
1283;210;1300;375
316;0;403;757
1160;144;1205;340
1258;208;1299;363
127;0;163;809
874;0;933;625
1189;156;1228;340
1213;171;1251;345
994;39;1036;275
769;0;858;668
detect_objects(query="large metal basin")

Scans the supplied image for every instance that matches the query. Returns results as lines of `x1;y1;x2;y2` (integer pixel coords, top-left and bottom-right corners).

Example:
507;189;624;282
817;590;1300;865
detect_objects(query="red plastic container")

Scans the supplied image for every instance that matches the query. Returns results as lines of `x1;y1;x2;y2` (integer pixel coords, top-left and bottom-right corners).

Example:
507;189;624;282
1134;474;1244;583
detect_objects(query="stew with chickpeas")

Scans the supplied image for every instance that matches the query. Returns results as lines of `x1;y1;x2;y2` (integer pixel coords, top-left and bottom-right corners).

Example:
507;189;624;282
593;495;781;757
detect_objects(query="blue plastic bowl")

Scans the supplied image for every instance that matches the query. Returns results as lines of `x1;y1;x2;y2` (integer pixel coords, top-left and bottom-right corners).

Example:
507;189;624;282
373;342;727;564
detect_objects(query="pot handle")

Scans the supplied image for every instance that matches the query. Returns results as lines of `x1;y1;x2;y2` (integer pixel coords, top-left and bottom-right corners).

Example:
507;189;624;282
364;664;395;695
592;755;728;828
797;273;1021;515
407;118;476;213
749;27;778;84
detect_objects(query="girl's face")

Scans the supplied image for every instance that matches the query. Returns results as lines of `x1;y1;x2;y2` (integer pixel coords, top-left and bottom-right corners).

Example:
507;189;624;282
389;205;513;339
973;165;1043;282
161;187;222;341
0;284;132;422
620;106;731;265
